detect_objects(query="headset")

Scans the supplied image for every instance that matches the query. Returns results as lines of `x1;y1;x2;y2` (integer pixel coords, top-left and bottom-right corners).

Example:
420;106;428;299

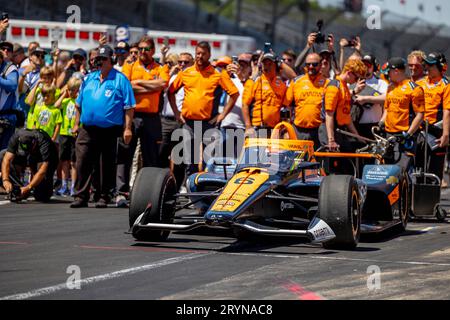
428;52;447;73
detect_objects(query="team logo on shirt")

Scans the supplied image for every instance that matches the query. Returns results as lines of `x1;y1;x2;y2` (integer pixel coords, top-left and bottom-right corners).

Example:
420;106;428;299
105;90;113;97
38;109;51;126
67;102;76;120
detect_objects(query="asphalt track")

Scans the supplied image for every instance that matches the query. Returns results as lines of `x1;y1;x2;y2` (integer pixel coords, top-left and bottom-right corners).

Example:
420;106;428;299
0;189;450;301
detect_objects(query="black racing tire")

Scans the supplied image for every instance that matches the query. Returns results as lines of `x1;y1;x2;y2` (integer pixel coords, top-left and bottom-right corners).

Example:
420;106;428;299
129;167;177;241
435;205;447;222
398;172;410;232
318;175;361;250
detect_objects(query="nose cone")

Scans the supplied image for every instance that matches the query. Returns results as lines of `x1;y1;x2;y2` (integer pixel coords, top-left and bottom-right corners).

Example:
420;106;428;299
204;211;234;226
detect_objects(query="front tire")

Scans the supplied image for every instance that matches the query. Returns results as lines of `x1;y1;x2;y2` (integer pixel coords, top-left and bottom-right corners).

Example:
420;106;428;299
318;175;361;250
129;167;177;241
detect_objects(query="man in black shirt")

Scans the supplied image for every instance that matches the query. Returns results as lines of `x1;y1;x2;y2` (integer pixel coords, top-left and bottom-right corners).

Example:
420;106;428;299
1;128;58;201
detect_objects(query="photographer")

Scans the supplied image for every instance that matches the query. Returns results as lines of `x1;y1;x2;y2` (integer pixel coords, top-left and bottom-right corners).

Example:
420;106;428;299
339;36;362;73
0;14;8;36
56;48;87;88
0;128;58;202
352;54;388;139
295;21;338;76
0;47;19;150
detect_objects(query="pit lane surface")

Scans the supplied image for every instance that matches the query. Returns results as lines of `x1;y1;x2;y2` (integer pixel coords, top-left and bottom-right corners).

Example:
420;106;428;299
0;191;450;300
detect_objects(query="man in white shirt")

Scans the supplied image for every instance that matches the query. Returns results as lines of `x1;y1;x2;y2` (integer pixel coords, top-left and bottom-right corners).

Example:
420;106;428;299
352;54;388;139
221;53;252;158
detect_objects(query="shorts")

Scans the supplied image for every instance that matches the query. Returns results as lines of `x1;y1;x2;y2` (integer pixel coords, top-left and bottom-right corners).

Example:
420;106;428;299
59;135;76;162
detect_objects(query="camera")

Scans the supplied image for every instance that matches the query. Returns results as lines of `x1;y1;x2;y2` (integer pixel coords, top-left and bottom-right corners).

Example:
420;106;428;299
264;42;272;54
1;12;8;20
345;36;357;47
314;20;327;44
9;185;22;202
232;55;238;64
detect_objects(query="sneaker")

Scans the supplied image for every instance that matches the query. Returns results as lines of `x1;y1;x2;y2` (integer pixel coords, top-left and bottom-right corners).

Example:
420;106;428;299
115;195;128;208
95;198;108;209
70;187;75;197
70;198;88;208
56;186;68;196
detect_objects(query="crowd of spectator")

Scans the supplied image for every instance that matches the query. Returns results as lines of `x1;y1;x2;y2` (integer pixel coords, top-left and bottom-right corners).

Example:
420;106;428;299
1;14;450;207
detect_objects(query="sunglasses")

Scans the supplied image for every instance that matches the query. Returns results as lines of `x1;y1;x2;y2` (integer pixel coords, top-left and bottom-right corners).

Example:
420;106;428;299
1;47;12;52
34;53;45;58
283;58;293;62
130;50;139;55
178;60;190;65
138;46;153;52
305;62;320;67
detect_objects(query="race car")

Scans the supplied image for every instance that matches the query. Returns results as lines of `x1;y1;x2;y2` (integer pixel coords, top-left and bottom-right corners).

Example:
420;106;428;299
128;122;408;250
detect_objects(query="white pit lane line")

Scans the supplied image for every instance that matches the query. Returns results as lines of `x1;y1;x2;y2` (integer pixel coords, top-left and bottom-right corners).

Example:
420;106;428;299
221;252;450;267
0;253;210;300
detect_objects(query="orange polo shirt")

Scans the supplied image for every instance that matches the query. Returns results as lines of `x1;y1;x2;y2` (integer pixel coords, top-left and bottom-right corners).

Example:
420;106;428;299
122;59;169;114
285;74;329;129
323;76;352;126
243;74;287;128
169;64;238;121
384;79;425;133
416;76;450;125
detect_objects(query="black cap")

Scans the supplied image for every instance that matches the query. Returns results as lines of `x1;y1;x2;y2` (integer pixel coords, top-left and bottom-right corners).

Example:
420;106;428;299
0;41;13;52
262;52;277;62
362;54;377;66
362;54;378;71
30;47;46;56
98;45;114;59
115;41;130;54
424;52;446;65
381;57;406;74
72;48;87;60
17;130;38;155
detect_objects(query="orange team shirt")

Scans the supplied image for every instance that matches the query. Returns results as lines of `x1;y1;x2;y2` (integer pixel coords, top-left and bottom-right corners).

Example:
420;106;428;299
285;74;329;129
323;76;352;126
416;76;450;125
122;59;170;114
243;74;287;128
169;64;238;121
384;79;425;133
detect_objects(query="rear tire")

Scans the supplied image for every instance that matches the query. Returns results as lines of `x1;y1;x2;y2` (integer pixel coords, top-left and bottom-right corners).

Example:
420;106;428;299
398;172;409;232
129;168;177;241
318;175;361;250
